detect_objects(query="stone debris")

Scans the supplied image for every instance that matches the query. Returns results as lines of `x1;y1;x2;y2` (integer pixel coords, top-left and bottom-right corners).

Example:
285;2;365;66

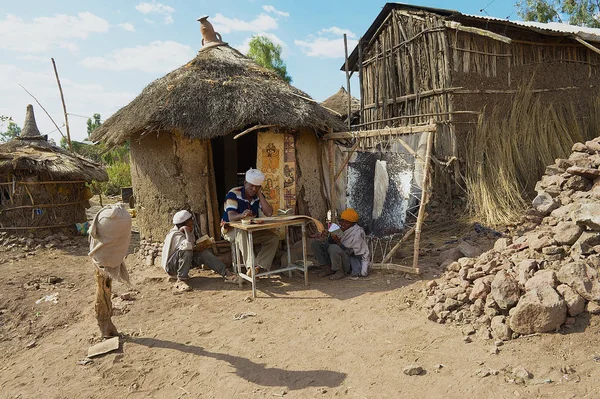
421;137;600;339
402;365;424;376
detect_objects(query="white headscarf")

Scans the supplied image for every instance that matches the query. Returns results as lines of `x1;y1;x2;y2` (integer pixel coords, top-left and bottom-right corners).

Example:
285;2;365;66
245;168;265;186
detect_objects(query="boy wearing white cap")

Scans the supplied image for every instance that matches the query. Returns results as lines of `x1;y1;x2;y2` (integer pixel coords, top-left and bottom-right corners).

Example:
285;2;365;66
161;210;238;291
221;168;279;273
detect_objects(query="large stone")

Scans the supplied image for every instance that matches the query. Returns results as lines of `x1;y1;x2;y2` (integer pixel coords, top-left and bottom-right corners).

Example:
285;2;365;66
469;276;493;301
493;237;512;252
586;140;600;153
550;202;581;221
524;270;558;292
532;192;559;215
553;222;583;246
556;261;596;300
571;143;589;153
491;270;520;310
529;235;556;252
458;241;483;258
574;203;600;230
490;316;512;341
438;247;463;265
567;166;600;180
509;287;567;334
556;284;586;317
571;232;600;258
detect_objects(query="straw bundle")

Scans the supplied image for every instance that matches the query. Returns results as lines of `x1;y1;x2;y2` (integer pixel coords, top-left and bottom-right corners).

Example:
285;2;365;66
465;83;600;225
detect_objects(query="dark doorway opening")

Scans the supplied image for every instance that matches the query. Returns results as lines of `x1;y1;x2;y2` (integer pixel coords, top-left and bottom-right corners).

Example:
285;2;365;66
211;132;258;214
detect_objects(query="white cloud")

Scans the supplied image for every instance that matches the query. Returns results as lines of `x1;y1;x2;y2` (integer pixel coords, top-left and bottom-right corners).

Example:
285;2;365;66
135;2;175;14
0;64;135;142
236;32;287;55
262;5;289;17
295;27;358;58
144;18;156;24
0;12;109;53
212;13;277;34
136;2;175;24
81;41;195;73
119;22;136;32
320;27;356;38
295;37;358;58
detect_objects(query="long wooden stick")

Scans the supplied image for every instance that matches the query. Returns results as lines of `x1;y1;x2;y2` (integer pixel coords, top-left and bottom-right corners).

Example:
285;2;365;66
574;37;600;56
206;140;220;237
327;135;336;214
333;138;361;182
343;33;351;131
18;84;66;140
323;124;437;140
381;225;416;263
51;58;72;152
233;124;276;140
412;130;434;271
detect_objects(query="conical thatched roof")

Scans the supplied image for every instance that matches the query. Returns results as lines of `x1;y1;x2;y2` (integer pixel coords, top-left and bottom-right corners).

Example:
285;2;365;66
0;105;108;182
92;45;346;146
321;87;360;118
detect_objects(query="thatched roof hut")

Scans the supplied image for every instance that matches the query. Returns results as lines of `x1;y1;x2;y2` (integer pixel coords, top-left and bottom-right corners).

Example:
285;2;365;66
321;86;360;124
0;105;107;231
92;45;344;147
92;22;345;241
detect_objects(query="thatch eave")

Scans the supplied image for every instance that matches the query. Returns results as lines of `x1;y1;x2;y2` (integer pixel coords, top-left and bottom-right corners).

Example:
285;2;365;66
92;45;346;146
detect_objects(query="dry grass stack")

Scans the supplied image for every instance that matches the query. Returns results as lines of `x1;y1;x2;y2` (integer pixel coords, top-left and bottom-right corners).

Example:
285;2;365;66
0;105;107;232
465;84;600;225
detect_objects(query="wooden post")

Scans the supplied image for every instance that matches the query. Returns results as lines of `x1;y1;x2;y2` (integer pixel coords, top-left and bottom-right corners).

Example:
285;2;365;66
343;34;352;131
51;58;72;153
207;140;220;237
358;38;364;125
412;130;434;271
94;268;118;337
327;133;336;215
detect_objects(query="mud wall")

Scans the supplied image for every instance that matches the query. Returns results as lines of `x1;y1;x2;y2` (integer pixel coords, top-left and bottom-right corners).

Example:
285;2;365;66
295;128;327;224
130;131;210;241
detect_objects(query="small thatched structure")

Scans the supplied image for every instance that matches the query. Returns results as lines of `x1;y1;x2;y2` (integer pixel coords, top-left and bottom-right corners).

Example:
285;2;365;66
321;87;360;125
0;105;107;231
92;28;344;241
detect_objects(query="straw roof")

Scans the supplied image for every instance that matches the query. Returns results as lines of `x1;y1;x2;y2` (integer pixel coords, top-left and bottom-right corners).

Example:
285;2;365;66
321;87;360;118
92;45;346;146
0;105;108;182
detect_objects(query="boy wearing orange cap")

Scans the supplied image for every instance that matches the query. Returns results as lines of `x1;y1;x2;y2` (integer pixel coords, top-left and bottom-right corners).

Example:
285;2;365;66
311;208;370;280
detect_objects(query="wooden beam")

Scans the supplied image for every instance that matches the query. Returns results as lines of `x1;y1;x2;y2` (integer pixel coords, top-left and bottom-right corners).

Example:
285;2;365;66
445;21;512;44
363;87;463;110
233;124;276;140
344;33;352;131
333;138;361;182
412;130;434;270
371;263;420;275
575;37;600;56
381;225;416;264
323;124;437;140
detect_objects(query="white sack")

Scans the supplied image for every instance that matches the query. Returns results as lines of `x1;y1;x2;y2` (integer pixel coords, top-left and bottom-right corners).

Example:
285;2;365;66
88;203;132;283
372;160;389;220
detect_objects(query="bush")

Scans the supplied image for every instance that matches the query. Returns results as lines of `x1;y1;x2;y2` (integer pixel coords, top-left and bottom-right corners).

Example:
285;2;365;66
95;162;131;196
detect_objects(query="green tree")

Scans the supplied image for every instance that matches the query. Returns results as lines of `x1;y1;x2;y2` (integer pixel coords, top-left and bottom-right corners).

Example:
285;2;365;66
86;113;102;138
247;35;292;83
0;120;21;142
516;0;600;27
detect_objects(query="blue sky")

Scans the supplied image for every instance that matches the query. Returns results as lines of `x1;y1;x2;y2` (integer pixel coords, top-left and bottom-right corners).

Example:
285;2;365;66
0;1;517;142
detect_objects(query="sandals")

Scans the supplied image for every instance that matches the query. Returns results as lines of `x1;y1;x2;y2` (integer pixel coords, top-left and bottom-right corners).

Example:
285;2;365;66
224;274;240;284
175;280;192;292
246;266;262;280
319;268;336;278
329;270;346;280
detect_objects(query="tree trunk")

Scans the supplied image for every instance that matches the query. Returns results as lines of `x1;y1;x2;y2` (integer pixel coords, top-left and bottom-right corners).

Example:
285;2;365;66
94;268;118;337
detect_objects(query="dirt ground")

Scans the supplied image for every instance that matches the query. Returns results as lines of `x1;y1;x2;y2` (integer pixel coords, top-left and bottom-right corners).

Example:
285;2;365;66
1;221;600;399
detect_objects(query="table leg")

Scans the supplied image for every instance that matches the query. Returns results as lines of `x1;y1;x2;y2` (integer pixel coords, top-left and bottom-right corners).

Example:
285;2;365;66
286;225;292;278
302;222;308;286
248;231;256;298
234;240;243;288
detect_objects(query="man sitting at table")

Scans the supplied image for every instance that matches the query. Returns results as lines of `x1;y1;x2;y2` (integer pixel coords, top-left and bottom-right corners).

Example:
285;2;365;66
311;208;370;280
221;168;279;274
161;210;239;292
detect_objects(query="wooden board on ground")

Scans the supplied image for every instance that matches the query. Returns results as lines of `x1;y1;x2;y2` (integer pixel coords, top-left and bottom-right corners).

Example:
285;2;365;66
371;263;420;275
87;336;119;358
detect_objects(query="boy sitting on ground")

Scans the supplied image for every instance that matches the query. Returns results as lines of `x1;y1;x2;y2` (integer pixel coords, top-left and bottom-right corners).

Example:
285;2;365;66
161;210;238;291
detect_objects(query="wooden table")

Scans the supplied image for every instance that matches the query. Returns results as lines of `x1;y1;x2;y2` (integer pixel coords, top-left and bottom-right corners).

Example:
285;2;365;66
228;218;310;298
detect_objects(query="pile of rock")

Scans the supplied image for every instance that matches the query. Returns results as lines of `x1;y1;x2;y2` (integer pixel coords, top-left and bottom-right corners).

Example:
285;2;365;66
422;137;600;340
139;240;162;266
0;232;81;264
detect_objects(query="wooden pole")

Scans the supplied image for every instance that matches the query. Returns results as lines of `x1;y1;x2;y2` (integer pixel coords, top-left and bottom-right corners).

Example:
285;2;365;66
344;33;352;131
381;225;416;263
327;133;336;215
333;138;361;182
412;130;434;271
206;140;221;238
51;58;72;153
94;268;118;337
358;38;364;126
